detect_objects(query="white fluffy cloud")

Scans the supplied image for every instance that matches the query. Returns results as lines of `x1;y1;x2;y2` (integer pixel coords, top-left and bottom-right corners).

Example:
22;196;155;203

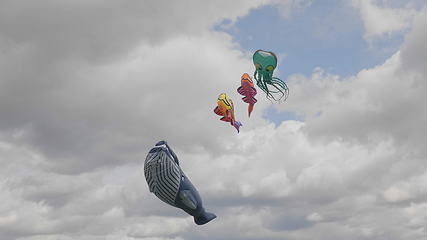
351;0;420;39
1;1;427;240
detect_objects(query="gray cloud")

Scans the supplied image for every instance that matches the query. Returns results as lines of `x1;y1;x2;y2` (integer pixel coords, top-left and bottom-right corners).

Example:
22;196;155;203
0;0;267;173
0;0;262;62
401;9;427;74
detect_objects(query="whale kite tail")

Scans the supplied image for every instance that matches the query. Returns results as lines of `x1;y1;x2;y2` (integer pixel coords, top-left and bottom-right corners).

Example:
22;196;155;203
194;211;217;225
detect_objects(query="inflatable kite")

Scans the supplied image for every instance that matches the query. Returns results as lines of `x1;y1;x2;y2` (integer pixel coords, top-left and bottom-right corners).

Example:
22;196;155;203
237;73;257;117
214;93;242;133
144;141;217;225
253;49;289;102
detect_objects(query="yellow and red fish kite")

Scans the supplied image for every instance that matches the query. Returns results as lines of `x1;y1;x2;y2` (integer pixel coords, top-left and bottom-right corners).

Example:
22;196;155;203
237;73;257;117
214;93;242;133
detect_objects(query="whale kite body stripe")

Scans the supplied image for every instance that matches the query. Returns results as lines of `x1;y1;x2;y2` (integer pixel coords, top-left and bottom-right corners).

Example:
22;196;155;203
144;148;181;206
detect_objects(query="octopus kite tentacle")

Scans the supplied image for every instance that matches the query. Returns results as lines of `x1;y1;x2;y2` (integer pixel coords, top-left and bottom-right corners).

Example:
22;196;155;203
254;74;289;102
254;73;274;100
271;77;289;102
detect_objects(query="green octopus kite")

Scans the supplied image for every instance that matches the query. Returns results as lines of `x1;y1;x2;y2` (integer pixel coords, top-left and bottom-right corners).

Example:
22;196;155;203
253;49;289;103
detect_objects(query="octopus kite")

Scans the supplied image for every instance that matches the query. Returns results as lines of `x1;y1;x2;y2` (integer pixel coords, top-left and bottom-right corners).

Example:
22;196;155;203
214;93;242;133
253;49;289;103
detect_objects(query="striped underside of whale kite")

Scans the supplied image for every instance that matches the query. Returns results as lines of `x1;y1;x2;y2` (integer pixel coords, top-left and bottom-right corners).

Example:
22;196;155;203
144;141;216;225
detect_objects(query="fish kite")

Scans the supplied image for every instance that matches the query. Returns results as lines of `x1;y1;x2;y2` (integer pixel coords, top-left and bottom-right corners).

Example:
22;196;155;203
237;73;257;117
144;141;217;225
214;93;242;133
253;49;289;103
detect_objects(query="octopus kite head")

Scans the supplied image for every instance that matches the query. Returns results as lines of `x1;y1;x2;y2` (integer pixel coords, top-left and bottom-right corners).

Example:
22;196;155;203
253;50;278;82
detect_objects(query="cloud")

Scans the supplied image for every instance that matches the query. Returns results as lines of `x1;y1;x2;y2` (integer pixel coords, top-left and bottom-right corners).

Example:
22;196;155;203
401;9;427;74
0;0;265;62
383;170;427;203
351;0;419;39
0;0;271;174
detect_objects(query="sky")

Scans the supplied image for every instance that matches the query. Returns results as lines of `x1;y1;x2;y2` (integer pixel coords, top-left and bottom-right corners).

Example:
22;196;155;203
0;0;426;239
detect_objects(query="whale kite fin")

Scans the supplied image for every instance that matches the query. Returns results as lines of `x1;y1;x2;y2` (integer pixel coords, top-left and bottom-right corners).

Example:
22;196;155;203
179;190;197;210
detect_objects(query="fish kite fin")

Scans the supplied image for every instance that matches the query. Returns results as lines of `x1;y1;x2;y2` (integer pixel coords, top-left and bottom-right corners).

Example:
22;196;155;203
220;116;231;122
214;106;224;116
237;86;245;95
250;86;257;95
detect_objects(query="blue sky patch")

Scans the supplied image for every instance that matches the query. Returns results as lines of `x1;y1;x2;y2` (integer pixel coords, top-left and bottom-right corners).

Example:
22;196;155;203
215;0;405;78
263;106;304;126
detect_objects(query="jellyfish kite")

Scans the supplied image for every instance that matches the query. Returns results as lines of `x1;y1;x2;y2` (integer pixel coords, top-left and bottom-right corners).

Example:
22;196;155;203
144;141;217;225
214;93;242;133
253;49;289;102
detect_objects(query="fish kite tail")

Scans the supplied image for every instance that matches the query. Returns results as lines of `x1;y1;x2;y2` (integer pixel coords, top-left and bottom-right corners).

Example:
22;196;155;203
233;121;242;133
248;103;254;117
